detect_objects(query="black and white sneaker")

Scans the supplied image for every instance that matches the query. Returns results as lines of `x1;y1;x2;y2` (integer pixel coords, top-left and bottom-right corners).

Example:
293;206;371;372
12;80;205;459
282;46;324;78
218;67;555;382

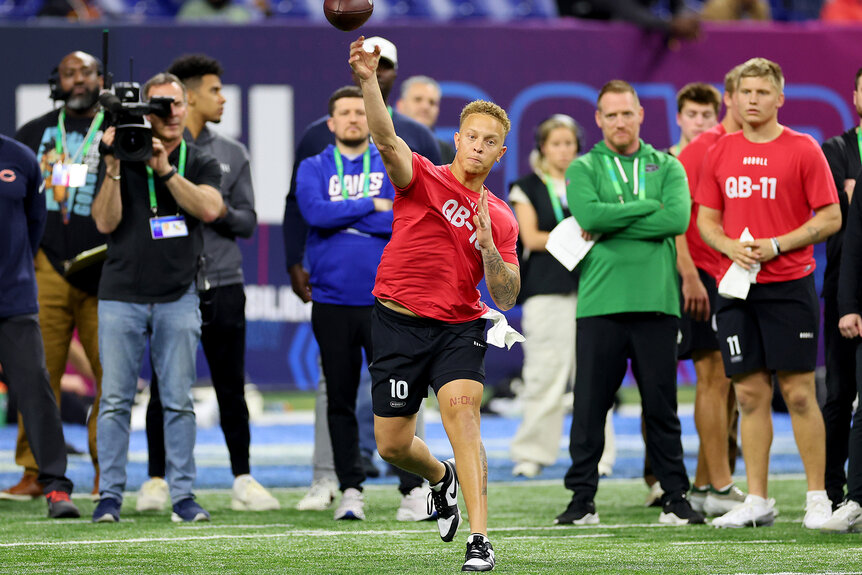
554;498;599;525
462;533;495;572
659;494;706;525
428;458;461;542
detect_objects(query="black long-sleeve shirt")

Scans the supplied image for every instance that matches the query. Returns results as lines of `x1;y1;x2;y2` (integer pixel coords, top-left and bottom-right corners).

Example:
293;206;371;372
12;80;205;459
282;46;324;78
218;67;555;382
838;173;862;317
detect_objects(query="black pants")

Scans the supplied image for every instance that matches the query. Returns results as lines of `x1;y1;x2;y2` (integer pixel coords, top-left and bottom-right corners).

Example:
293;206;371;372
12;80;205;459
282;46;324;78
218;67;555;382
564;313;689;501
147;284;250;477
0;314;73;493
821;287;857;503
312;302;422;494
847;339;862;503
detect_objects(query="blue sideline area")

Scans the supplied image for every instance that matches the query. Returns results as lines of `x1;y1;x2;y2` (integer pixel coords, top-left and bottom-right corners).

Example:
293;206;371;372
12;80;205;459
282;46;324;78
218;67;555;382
0;409;802;493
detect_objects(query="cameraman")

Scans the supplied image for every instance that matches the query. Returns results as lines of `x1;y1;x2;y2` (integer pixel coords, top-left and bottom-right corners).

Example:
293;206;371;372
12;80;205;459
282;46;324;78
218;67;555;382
91;72;224;524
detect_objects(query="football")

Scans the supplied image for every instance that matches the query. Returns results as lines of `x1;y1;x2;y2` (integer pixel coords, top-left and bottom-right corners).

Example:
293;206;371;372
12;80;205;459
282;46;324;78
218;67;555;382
323;0;374;31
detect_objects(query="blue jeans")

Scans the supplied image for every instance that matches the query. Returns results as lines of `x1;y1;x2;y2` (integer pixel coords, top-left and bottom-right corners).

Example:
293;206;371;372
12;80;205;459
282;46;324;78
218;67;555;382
97;287;201;505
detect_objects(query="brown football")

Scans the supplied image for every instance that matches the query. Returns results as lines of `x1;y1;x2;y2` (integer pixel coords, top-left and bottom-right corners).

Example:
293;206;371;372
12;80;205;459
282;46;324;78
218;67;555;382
323;0;374;31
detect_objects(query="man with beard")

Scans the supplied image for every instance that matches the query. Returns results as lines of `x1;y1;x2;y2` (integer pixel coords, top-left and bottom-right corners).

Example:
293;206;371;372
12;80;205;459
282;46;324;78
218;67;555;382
293;86;424;521
3;51;106;501
284;36;440;513
554;80;702;528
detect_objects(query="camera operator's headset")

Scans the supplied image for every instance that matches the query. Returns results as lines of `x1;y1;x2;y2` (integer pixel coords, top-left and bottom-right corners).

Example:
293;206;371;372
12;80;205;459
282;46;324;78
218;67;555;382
48;57;104;102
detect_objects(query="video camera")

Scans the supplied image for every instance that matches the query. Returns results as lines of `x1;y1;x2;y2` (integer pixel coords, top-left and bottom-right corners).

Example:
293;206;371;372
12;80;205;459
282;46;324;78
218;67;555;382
99;82;173;162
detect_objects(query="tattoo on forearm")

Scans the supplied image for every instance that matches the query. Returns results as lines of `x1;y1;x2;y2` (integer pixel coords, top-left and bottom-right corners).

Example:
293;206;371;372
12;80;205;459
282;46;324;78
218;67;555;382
805;224;822;244
482;248;519;309
449;396;474;407
480;443;488;496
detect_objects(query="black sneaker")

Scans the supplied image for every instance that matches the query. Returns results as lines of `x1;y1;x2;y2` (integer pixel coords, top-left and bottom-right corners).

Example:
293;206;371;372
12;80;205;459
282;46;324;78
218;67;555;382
46;491;80;519
171;498;211;523
92;496;121;523
554;498;599;525
462;533;495;572
659;494;706;525
428;458;461;542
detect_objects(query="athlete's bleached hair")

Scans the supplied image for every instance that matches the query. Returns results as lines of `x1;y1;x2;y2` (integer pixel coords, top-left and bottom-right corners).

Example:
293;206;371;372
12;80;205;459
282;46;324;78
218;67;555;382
737;58;785;92
459;100;511;138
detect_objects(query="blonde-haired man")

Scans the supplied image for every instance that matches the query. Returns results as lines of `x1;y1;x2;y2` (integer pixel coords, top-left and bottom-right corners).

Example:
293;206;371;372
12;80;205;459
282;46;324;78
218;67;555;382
698;57;841;529
350;37;520;572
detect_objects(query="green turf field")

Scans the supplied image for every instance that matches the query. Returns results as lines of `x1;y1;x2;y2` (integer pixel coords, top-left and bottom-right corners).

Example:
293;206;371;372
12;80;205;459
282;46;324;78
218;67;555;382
1;477;860;574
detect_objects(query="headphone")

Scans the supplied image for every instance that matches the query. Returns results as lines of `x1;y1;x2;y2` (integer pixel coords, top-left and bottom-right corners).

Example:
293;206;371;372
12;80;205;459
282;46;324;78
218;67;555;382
534;114;585;155
48;57;104;102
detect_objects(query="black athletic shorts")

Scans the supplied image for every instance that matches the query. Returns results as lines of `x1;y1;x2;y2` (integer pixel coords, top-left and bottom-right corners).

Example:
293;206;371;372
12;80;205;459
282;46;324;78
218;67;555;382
715;274;819;377
369;300;487;417
678;267;720;360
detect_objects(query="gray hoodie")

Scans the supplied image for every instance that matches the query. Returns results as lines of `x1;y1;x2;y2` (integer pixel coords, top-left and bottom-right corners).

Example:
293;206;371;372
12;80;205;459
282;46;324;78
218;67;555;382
185;126;257;287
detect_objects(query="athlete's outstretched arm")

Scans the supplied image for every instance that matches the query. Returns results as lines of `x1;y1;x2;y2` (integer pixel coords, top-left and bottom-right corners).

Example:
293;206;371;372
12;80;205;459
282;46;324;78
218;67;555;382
349;37;413;189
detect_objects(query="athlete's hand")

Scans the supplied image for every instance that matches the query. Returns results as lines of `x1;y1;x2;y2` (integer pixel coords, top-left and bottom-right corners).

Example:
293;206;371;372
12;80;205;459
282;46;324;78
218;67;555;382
473;188;494;250
288;263;312;303
149;137;171;176
681;273;710;322
349;37;378;82
839;313;862;339
750;238;778;264
726;239;761;270
100;126;119;172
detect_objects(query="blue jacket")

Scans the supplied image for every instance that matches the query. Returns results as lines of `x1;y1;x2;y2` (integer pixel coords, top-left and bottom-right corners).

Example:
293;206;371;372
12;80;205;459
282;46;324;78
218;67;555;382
296;144;394;306
0;135;45;319
283;111;441;269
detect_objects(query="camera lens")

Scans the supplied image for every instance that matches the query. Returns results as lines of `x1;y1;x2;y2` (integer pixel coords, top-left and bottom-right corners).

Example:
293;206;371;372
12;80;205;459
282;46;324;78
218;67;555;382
115;126;152;162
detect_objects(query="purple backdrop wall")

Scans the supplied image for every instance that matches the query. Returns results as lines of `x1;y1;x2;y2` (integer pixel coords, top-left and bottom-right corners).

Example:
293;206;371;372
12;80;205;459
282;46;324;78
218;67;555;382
3;21;860;388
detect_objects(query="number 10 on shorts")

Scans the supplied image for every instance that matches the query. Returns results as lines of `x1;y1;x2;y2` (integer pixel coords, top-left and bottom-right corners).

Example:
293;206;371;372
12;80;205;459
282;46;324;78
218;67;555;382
390;378;408;399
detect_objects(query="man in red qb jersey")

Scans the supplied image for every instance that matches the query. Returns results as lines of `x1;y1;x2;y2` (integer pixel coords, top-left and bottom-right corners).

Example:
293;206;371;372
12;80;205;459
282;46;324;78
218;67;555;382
349;37;520;572
697;57;841;529
674;63;746;518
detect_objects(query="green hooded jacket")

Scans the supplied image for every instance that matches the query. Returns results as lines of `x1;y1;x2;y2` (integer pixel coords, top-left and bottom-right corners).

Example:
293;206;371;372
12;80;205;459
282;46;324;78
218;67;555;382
566;139;691;319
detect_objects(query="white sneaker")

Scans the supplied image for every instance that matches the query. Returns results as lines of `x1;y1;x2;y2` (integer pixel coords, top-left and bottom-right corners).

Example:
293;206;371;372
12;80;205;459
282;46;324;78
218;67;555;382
704;484;747;516
231;474;280;511
803;491;833;529
597;461;613;478
644;482;664;507
135;477;169;512
334;487;365;520
296;478;338;511
396;485;435;521
689;486;709;514
712;495;776;528
512;461;541;478
820;500;862;533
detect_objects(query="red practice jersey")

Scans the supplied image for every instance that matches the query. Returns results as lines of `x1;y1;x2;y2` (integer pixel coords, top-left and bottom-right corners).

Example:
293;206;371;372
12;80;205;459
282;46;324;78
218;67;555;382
696;128;838;284
373;153;519;322
677;124;727;278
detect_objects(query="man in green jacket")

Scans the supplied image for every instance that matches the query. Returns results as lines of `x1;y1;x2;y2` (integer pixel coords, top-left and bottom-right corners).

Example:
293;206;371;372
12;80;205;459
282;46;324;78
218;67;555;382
554;80;704;526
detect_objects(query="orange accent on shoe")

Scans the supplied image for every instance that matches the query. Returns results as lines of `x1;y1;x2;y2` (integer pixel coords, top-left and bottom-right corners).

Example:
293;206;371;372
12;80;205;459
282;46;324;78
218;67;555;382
46;491;72;503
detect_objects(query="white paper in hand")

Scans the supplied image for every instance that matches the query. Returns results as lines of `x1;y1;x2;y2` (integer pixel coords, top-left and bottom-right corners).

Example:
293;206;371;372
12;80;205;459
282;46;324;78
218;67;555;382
545;216;599;272
718;227;760;300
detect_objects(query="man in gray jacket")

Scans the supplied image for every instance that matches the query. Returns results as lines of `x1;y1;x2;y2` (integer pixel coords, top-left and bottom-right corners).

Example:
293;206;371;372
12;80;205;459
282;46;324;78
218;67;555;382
136;54;278;513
